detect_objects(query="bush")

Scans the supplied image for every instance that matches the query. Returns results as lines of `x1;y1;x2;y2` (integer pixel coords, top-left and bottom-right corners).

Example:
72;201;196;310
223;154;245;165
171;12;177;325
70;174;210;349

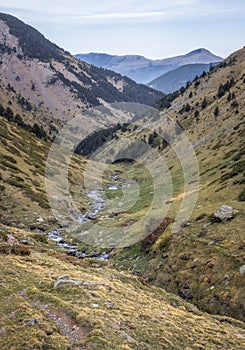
32;233;48;243
238;189;245;201
0;154;17;164
201;97;207;109
214;106;219;117
0;243;31;255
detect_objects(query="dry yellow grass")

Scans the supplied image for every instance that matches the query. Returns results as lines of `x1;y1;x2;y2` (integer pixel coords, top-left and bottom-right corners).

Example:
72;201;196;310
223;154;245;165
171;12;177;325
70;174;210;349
0;225;244;349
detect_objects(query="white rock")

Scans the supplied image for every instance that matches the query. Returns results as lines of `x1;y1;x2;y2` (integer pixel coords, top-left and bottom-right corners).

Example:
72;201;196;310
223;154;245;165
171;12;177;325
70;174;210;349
213;205;234;222
36;217;44;223
239;265;245;275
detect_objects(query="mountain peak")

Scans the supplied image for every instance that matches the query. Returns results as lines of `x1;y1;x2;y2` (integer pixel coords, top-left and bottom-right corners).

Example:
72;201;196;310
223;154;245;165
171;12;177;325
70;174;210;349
188;48;211;54
186;48;223;60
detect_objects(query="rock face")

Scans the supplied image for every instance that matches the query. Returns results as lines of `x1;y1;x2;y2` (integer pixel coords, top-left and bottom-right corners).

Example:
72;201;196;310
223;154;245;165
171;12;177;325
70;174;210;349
213;205;234;222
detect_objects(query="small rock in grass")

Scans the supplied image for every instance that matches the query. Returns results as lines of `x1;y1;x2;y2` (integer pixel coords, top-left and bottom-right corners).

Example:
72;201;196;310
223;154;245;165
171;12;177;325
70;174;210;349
26;318;39;326
58;275;69;280
239;265;245;275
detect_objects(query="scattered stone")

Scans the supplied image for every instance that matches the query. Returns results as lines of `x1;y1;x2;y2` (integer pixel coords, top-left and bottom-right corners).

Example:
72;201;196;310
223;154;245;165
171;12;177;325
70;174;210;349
170;301;178;308
66;250;77;256
58;275;70;280
213;205;234;222
179;253;190;260
20;240;33;245
104;301;113;308
120;330;137;344
236;333;245;338
111;323;120;330
92;304;99;308
7;234;19;247
36;217;44;223
26;318;39;326
208;240;216;246
239;265;245;275
75;251;87;259
156;261;163;269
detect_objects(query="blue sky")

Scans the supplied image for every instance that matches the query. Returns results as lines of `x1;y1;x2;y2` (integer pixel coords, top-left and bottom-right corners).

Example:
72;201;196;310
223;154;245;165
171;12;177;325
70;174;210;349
0;0;244;59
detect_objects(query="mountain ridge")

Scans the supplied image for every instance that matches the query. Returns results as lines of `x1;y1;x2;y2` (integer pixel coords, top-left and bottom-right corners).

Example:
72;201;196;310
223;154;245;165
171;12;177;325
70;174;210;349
0;12;163;133
75;49;223;84
148;63;215;93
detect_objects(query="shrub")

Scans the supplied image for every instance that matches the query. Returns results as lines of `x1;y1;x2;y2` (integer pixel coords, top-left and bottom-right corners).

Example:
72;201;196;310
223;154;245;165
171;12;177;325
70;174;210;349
231;100;239;108
238;189;245;201
201;97;207;109
0;243;31;255
0;154;17;164
32;233;48;243
194;110;199;119
214;106;219;117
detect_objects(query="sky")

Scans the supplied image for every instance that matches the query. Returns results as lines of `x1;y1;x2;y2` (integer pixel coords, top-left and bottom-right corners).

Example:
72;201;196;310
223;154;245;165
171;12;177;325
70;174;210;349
0;0;244;59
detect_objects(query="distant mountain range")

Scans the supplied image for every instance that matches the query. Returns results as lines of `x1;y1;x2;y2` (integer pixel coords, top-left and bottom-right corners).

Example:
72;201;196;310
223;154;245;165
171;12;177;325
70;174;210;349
148;63;215;93
75;49;223;85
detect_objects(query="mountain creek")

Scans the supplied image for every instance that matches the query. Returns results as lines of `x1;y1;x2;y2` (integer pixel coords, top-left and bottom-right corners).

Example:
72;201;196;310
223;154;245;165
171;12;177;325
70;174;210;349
46;171;123;261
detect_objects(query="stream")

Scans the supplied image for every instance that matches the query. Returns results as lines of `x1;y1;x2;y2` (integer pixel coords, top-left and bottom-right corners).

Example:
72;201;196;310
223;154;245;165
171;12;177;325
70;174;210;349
46;172;122;261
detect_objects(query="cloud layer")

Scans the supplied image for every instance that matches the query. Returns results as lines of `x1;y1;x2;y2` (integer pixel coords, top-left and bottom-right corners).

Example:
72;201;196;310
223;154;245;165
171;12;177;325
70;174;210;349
0;0;243;25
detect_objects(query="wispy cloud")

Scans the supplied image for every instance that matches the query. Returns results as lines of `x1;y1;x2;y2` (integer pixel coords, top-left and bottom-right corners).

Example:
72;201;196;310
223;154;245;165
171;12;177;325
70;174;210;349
73;11;167;21
0;0;243;25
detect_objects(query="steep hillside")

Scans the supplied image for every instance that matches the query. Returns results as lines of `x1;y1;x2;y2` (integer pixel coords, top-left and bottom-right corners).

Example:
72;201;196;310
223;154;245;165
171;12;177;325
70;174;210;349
110;48;245;321
76;49;223;84
0;12;163;131
0;114;84;229
148;63;212;93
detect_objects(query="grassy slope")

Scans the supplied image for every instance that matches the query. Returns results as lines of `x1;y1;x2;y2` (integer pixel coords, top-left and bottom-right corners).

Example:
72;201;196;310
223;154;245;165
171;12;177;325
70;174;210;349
0;226;245;350
0;115;92;230
111;48;245;320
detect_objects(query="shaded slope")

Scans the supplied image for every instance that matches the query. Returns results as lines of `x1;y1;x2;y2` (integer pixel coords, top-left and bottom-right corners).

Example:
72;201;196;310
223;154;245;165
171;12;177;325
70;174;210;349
148;63;213;93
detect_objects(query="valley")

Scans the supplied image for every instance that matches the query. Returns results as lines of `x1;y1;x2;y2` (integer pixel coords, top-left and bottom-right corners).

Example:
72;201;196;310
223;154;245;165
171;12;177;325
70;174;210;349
0;11;244;350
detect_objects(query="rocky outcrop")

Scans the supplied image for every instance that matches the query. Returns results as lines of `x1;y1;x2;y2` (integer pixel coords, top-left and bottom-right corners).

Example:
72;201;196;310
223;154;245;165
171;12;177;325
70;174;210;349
54;276;111;290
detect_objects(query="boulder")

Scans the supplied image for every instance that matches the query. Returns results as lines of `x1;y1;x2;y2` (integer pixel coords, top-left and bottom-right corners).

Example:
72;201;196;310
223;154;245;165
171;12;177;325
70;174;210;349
213;205;234;222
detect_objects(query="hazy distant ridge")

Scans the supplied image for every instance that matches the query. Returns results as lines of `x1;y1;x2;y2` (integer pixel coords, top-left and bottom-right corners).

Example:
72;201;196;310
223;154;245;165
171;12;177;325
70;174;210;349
75;48;223;84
